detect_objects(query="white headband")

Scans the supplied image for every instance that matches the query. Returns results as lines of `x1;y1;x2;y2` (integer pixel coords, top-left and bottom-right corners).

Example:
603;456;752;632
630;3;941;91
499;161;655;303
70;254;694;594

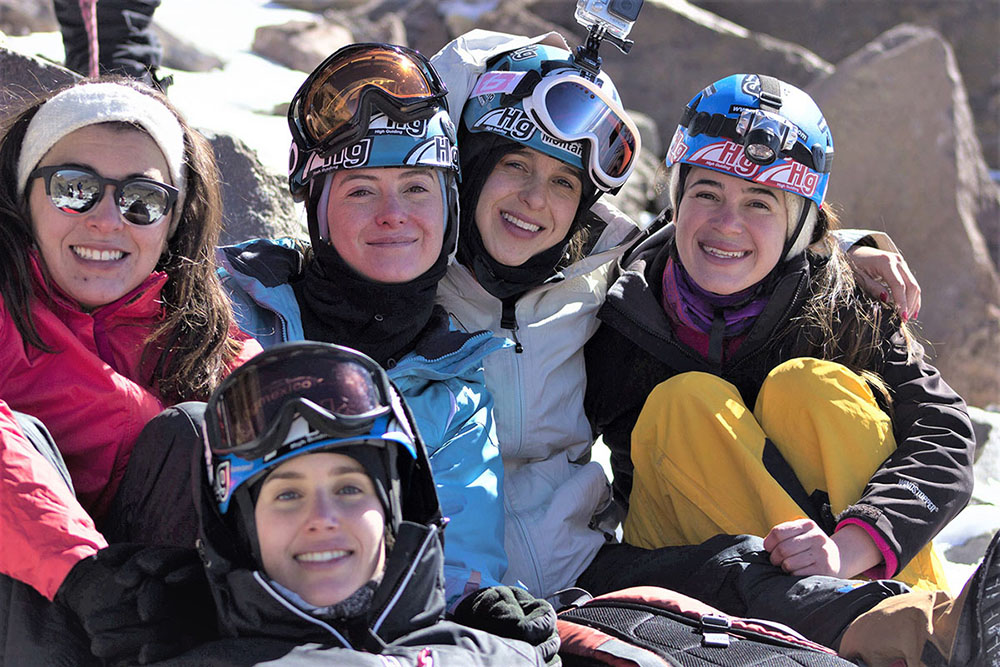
16;82;188;235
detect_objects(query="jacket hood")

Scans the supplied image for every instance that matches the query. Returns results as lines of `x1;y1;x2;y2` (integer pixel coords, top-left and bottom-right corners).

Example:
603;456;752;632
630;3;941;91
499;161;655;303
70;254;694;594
193;398;448;650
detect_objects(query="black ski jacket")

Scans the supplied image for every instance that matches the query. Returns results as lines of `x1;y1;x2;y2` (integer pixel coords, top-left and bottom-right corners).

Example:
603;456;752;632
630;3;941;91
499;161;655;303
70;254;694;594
585;224;975;576
156;407;543;666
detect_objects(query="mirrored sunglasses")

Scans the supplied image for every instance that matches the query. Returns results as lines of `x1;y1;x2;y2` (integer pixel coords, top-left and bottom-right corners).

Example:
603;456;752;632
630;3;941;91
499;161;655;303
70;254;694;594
29;165;178;226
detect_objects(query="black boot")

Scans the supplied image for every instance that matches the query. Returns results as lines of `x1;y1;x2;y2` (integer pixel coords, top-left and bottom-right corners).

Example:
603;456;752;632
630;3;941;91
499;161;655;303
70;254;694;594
949;530;1000;666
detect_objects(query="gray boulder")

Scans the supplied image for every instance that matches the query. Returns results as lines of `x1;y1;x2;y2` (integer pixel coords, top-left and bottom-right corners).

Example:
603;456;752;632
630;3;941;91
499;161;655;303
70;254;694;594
252;19;353;72
0;46;77;125
204;131;304;246
809;25;1000;408
689;0;1000;170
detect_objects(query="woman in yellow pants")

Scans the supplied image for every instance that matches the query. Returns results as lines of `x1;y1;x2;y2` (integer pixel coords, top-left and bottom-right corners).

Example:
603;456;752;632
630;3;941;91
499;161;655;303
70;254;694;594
585;74;974;600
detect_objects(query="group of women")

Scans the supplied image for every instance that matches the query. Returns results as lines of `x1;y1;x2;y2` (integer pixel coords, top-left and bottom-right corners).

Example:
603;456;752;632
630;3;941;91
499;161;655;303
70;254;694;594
0;19;992;667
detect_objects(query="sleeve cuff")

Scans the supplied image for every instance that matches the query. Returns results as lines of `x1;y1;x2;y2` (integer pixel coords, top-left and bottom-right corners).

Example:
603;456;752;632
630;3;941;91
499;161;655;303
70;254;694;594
832;229;901;254
836;518;898;579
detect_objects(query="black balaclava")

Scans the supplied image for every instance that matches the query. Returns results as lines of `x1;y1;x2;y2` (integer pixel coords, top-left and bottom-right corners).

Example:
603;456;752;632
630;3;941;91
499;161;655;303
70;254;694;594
456;131;597;300
294;170;458;368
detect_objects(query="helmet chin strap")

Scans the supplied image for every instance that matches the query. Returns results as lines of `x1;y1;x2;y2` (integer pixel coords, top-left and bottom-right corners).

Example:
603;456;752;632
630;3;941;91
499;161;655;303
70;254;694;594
782;197;818;261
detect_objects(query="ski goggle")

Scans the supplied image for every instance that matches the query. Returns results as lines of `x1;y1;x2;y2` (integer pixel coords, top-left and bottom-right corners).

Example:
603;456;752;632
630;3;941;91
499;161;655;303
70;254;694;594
522;72;640;190
205;343;399;461
288;43;448;158
28;165;178;226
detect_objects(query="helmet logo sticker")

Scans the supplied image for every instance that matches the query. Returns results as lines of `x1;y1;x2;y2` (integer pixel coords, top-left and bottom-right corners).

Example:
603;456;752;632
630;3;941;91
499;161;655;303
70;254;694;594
540;131;584;158
473;107;538;142
213;460;231;506
368;112;428;138
741;74;762;98
757;161;820;198
471;70;525;97
405;135;457;168
666;127;688;165
688;139;759;177
509;45;539;61
302;137;372;180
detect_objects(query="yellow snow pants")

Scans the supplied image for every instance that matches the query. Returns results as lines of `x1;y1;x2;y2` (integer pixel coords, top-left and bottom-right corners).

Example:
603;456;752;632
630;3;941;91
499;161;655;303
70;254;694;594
623;357;948;592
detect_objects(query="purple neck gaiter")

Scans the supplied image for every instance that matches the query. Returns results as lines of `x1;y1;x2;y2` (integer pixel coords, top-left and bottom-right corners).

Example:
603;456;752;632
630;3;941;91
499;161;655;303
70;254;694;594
661;256;769;337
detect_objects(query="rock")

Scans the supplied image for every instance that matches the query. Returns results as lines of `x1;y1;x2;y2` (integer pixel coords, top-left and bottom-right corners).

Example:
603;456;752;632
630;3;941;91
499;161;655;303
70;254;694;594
809;25;1000;407
0;47;78;127
0;0;58;36
152;23;225;73
969;406;1000;465
203;130;304;245
688;0;1000;170
393;0;452;61
322;8;405;46
273;0;372;11
252;19;353;72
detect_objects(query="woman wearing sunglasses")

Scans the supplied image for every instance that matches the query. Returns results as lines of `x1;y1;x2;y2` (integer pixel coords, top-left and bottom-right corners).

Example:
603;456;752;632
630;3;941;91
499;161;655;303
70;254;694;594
218;44;508;609
0;78;260;664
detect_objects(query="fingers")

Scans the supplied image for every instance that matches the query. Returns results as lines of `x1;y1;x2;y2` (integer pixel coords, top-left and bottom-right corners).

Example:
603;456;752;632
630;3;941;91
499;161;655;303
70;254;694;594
763;519;841;576
846;246;922;321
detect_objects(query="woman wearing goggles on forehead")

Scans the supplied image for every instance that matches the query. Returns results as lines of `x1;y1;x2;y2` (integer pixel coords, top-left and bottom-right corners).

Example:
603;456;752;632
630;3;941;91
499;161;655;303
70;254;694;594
0;78;261;665
218;43;509;610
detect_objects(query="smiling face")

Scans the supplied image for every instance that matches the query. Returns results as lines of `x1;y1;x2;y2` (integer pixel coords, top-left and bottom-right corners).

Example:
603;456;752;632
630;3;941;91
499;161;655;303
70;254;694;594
674;167;789;295
473;147;582;267
255;451;387;608
325;167;445;284
27;124;174;310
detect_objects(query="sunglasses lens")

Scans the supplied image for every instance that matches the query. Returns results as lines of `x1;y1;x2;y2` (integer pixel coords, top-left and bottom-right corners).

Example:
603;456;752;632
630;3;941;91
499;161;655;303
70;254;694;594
47;168;101;214
542;81;638;180
300;46;443;148
118;181;173;225
212;349;388;457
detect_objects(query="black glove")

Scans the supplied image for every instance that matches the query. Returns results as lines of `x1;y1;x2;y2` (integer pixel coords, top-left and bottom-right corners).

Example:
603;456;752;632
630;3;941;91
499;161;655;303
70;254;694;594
55;543;216;665
452;585;560;665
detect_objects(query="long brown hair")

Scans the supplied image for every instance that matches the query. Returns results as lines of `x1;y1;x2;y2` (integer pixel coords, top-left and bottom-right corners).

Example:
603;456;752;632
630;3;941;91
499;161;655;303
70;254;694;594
0;78;241;403
791;206;920;403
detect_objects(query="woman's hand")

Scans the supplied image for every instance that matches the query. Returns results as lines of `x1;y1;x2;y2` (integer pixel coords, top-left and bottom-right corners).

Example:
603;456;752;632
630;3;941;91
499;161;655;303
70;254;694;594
763;519;882;579
846;245;921;322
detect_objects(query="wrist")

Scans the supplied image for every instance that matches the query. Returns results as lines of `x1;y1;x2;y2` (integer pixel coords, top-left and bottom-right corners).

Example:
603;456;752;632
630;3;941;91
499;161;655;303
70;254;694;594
832;524;883;578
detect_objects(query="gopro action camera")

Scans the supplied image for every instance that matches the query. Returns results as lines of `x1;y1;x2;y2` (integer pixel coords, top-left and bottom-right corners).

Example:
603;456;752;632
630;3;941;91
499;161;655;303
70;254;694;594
575;0;643;41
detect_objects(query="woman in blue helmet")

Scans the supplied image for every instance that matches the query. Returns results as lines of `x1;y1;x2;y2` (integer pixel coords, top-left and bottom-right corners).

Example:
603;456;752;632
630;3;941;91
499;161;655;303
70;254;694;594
216;44;507;608
584;73;974;598
164;341;554;666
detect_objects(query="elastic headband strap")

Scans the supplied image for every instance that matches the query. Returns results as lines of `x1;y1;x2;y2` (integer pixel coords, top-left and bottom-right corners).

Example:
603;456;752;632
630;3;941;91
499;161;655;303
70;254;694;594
16;82;188;236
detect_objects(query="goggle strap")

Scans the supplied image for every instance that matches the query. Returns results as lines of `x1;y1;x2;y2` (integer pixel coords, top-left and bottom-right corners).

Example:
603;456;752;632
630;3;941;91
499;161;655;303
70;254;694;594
757;75;784;112
500;69;543;107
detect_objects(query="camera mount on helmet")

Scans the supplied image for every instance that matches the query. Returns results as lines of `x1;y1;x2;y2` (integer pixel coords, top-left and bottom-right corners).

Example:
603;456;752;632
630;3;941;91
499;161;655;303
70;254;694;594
572;0;643;79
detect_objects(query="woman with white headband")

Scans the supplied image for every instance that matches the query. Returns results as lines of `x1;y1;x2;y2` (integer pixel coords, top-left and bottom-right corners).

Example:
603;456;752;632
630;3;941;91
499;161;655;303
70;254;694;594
0;78;260;665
